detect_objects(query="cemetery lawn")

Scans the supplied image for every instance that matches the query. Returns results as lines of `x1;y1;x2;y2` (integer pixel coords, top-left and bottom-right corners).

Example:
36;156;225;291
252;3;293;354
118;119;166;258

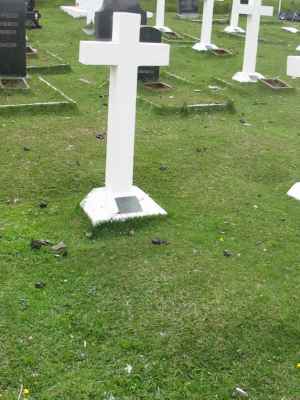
1;1;300;399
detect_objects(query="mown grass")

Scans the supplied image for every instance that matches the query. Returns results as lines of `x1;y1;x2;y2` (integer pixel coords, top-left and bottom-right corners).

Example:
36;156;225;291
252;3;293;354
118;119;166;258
1;0;300;399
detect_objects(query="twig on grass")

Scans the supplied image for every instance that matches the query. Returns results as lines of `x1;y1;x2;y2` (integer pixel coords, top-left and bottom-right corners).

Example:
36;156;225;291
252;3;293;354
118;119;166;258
17;384;23;400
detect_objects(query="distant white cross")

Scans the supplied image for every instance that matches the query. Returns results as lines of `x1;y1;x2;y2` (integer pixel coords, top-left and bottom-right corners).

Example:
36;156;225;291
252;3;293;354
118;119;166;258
193;0;218;51
79;12;170;225
232;0;273;82
155;0;173;33
60;0;102;20
85;0;103;24
224;0;245;34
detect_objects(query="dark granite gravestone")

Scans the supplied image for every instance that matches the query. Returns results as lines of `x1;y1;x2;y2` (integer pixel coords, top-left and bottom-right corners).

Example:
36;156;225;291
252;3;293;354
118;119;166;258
138;27;161;82
0;0;26;78
177;0;198;16
95;0;147;41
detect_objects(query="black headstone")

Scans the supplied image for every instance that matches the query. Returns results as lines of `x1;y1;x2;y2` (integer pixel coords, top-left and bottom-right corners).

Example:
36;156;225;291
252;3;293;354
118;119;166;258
177;0;198;15
95;0;147;41
138;27;162;83
0;0;26;78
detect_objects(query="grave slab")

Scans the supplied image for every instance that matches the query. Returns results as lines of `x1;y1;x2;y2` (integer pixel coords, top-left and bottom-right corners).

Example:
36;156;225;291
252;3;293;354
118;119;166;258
282;26;298;33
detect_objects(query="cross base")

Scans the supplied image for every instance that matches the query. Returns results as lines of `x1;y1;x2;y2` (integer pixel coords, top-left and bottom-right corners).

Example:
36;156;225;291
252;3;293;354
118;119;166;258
81;186;167;226
60;5;87;18
232;71;265;83
192;42;218;52
154;25;173;34
287;182;300;201
224;25;245;34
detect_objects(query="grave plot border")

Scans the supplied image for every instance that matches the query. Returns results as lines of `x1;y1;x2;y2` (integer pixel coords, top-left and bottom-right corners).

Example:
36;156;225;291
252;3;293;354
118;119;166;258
0;76;77;115
188;15;229;24
162;31;198;44
259;77;294;91
137;71;235;115
27;50;71;74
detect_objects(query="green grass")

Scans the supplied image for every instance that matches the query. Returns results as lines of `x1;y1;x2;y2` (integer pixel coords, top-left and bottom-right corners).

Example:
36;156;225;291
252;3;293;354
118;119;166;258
1;1;300;399
27;49;71;73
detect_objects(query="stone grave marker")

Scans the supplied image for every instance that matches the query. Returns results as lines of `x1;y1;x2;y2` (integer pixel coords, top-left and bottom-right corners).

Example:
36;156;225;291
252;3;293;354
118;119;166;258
79;12;170;225
232;0;273;82
138;27;162;83
0;0;27;87
95;0;147;41
177;0;199;19
193;0;219;51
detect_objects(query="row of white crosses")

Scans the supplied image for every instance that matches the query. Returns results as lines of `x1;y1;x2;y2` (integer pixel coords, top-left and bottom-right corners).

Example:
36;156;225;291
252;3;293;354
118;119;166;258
78;2;298;225
79;13;170;225
192;0;274;84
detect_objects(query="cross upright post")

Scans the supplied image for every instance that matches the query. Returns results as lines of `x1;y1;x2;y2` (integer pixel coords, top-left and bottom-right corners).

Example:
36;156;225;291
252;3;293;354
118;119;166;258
232;0;273;82
79;12;170;225
192;0;218;52
224;0;245;34
85;0;103;25
155;0;173;33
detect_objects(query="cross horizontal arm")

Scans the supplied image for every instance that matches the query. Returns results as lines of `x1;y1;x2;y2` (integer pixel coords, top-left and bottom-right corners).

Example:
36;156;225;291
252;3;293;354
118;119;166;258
79;41;121;65
136;43;170;67
238;4;251;15
238;4;273;16
80;41;170;67
260;5;273;16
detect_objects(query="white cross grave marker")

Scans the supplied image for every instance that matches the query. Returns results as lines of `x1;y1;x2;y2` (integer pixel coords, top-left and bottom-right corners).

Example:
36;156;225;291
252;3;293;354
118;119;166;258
154;0;173;33
60;0;103;21
79;12;170;225
224;0;245;34
232;0;273;83
193;0;218;51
